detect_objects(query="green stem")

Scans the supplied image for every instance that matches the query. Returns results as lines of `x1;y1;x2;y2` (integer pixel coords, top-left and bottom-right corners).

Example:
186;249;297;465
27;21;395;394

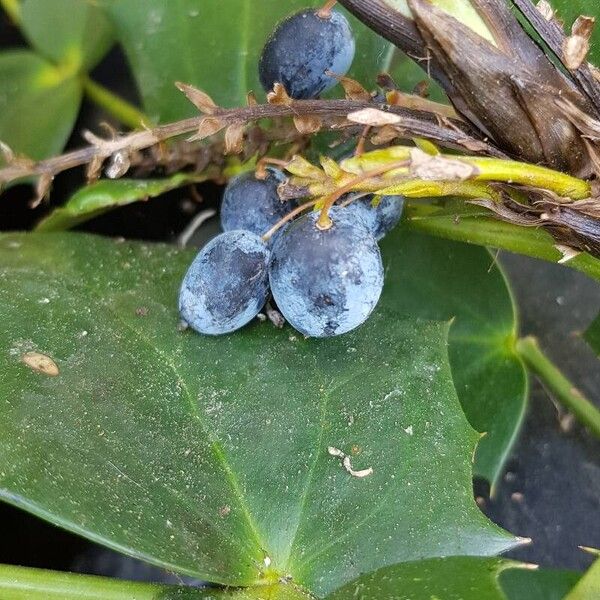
0;0;21;24
405;203;600;282
81;76;150;130
0;563;179;600
465;157;591;200
339;148;592;200
515;336;600;439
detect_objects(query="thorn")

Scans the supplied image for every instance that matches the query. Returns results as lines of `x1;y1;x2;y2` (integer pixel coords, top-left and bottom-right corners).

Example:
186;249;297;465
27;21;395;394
516;536;533;546
578;545;600;556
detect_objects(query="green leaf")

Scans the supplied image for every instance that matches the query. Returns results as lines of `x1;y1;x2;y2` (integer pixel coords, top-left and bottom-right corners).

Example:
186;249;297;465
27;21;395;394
327;557;517;600
405;203;600;283
327;557;582;600
20;0;114;72
565;557;600;600
0;232;514;596
35;174;206;232
0;51;82;160
584;315;600;357
105;0;391;122
381;228;527;486
500;566;582;600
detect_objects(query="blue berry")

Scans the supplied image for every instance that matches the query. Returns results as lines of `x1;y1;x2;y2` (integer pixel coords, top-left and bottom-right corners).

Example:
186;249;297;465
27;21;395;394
370;195;405;240
179;231;270;335
220;169;293;240
342;195;405;240
269;207;383;337
259;9;356;99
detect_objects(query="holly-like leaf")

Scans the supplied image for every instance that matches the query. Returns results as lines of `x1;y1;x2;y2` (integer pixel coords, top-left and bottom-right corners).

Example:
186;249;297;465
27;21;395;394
20;0;114;72
35;174;205;232
381;228;527;487
328;557;582;600
0;232;515;597
105;0;391;122
0;51;81;161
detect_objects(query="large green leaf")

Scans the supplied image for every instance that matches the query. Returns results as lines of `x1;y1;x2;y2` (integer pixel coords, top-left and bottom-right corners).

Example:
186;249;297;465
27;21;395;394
381;228;527;486
20;0;114;72
105;0;391;122
0;232;514;596
329;557;582;600
35;174;205;232
0;51;81;161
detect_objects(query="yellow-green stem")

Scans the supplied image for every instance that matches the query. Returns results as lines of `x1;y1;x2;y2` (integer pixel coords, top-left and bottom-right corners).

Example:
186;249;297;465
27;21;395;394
81;76;150;130
464;157;591;200
341;148;592;201
515;336;600;438
0;563;171;600
0;0;20;24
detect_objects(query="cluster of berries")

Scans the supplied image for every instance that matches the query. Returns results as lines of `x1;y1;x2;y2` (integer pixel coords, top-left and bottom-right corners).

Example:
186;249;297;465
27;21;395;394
179;6;404;338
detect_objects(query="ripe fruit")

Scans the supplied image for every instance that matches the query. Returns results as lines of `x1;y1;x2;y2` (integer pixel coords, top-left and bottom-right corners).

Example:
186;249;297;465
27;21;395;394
220;169;292;240
179;231;270;335
269;207;384;337
259;9;356;99
342;195;405;240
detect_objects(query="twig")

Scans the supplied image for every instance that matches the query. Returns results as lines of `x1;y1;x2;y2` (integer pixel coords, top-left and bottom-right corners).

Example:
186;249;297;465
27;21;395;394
515;336;600;439
0;98;499;190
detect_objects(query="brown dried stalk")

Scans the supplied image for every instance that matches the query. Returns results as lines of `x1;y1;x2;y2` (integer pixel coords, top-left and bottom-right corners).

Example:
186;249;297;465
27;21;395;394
0;96;501;192
339;0;600;178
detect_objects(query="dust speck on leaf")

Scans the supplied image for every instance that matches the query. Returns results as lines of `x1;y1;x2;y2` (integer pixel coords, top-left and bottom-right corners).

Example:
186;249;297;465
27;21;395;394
21;351;59;377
